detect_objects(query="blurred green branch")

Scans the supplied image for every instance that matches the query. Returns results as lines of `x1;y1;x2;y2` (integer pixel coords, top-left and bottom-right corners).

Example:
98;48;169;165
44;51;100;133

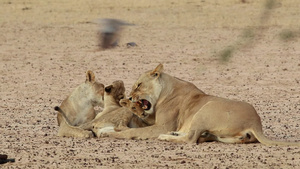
217;0;278;62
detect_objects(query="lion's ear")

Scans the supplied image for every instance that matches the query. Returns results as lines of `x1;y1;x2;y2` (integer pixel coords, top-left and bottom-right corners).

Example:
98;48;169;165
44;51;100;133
105;85;112;93
86;70;95;83
118;94;125;100
119;99;129;107
150;63;163;77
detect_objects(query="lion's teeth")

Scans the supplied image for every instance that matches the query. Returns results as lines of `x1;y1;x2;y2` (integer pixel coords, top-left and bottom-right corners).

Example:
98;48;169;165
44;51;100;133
142;105;147;109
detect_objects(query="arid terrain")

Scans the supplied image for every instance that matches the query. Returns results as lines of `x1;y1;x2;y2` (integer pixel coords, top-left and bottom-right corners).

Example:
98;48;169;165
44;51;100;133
0;0;299;168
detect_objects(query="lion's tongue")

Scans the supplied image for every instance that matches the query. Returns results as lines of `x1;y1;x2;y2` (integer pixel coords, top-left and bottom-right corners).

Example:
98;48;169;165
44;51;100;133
142;100;147;104
142;100;149;109
142;105;148;110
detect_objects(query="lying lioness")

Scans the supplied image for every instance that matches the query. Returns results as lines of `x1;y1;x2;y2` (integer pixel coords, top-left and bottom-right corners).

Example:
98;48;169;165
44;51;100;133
107;64;300;146
55;70;104;138
89;81;149;137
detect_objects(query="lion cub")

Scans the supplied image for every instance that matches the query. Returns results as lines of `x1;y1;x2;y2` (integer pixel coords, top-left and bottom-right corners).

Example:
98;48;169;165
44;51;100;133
55;70;104;138
91;81;148;137
120;99;155;126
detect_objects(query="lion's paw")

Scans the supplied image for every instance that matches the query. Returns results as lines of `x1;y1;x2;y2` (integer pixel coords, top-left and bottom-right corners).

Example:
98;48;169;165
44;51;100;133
158;134;171;141
78;131;94;138
94;126;115;138
99;132;110;138
169;131;180;136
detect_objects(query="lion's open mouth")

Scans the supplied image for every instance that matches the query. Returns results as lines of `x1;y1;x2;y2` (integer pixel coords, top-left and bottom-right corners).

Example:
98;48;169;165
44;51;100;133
139;99;151;111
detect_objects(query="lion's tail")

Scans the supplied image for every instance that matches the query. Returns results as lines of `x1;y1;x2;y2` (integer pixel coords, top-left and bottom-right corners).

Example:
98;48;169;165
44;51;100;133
54;106;62;113
250;127;300;147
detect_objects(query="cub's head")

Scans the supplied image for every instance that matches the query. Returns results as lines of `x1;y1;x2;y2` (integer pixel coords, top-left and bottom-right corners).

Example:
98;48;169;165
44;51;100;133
83;70;105;107
129;64;164;115
119;99;148;118
104;80;126;105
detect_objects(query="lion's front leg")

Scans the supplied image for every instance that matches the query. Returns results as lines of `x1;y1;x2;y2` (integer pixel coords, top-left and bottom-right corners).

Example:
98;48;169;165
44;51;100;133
158;130;216;144
106;125;169;140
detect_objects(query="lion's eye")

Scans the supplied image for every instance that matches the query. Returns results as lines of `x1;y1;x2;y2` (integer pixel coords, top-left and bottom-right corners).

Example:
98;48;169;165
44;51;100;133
137;83;142;88
131;107;136;110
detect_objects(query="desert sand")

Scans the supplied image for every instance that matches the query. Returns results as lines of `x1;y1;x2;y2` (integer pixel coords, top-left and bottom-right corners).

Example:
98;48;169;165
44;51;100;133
0;0;299;168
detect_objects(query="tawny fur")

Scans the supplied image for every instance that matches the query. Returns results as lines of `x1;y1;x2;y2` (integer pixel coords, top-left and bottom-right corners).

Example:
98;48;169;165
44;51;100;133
80;80;149;137
106;64;300;147
55;70;104;138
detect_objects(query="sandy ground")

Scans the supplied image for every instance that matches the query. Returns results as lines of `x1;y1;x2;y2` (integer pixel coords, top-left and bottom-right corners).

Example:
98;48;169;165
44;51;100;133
1;0;300;168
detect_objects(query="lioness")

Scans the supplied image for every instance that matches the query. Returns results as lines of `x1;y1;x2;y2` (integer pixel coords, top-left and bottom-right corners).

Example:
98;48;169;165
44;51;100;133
55;70;104;138
107;64;300;146
90;81;148;137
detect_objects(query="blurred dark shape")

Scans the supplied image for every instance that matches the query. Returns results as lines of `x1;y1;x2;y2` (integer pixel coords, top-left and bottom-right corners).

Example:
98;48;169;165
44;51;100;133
217;0;280;62
279;29;297;41
126;42;137;47
0;154;15;164
220;46;234;62
264;0;276;10
97;18;134;49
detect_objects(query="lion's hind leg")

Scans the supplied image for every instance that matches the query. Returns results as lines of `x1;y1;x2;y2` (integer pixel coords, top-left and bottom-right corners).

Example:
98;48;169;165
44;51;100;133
197;131;217;143
216;136;244;144
216;131;258;144
57;113;94;138
158;130;209;144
